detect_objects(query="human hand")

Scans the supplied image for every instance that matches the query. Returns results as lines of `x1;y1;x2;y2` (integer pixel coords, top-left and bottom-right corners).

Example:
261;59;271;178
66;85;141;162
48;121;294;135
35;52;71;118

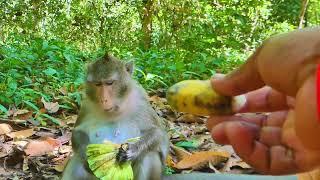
206;27;320;175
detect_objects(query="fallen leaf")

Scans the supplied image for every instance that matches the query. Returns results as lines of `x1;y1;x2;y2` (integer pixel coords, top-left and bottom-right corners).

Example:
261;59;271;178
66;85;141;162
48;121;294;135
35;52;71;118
41;97;59;114
8;109;30;117
176;114;205;123
166;154;176;168
7;129;35;139
57;132;72;145
59;145;72;154
0;123;13;134
148;95;163;103
15;111;33;120
233;161;251;169
171;145;192;161
175;151;230;170
59;86;68;96
64;115;78;125
54;155;70;172
209;161;221;173
0;143;14;158
24;137;61;156
23;156;29;171
175;140;198;149
43;137;62;147
12;141;29;148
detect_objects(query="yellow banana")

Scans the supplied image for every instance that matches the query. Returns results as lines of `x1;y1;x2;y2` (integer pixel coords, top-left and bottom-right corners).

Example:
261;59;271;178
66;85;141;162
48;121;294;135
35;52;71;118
166;80;246;116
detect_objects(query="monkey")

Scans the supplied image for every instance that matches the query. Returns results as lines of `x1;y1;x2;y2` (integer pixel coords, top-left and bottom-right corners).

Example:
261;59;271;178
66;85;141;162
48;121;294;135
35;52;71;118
61;54;169;180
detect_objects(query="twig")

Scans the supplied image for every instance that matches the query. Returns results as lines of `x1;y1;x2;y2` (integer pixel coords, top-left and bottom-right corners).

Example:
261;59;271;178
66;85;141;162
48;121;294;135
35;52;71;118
299;0;310;29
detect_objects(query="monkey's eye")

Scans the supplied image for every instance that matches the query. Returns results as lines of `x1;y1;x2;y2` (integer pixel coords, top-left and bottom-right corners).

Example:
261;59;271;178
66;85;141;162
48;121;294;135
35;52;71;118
95;83;102;86
105;80;114;86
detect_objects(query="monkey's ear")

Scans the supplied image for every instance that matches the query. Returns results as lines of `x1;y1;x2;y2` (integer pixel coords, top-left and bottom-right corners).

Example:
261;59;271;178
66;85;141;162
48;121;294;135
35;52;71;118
85;62;92;71
125;61;134;75
103;52;113;61
84;62;94;81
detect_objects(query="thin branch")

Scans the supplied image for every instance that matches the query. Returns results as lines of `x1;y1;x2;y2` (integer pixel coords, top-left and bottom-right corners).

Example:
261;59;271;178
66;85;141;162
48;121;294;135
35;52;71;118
299;0;310;29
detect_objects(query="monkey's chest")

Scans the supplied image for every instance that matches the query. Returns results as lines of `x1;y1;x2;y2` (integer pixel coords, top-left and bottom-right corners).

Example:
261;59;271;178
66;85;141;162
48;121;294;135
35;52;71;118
84;121;141;145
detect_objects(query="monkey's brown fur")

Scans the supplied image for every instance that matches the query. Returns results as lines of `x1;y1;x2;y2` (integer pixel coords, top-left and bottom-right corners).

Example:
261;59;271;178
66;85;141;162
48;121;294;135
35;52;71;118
61;54;169;180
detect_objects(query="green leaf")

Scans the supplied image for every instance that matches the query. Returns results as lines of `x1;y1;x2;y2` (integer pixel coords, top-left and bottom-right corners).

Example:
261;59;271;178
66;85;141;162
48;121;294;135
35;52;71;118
63;52;74;62
0;104;8;114
41;113;61;125
175;140;198;149
43;68;58;76
164;166;175;175
23;100;39;111
58;105;73;110
8;80;17;91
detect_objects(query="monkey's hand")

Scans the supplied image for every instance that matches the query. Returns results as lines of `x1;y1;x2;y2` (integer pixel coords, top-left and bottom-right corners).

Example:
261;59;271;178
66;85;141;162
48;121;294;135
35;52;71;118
116;143;139;163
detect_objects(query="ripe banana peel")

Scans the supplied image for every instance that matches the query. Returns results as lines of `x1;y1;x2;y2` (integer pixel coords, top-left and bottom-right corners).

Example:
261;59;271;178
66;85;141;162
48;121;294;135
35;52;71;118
166;80;246;116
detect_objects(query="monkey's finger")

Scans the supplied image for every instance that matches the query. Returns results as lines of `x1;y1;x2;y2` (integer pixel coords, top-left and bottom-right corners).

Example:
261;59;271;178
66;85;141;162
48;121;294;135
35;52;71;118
211;47;265;96
238;87;289;113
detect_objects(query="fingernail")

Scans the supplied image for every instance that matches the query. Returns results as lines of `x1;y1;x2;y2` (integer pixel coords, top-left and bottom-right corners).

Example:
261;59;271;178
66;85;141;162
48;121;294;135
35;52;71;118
232;95;247;112
211;73;225;79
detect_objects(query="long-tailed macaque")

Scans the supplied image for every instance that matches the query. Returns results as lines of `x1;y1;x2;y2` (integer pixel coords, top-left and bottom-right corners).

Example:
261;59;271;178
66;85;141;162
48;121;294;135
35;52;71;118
61;54;169;180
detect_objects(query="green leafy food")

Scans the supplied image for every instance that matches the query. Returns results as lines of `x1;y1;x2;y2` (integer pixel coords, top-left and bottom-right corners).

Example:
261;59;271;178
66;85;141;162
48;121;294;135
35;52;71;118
86;138;140;180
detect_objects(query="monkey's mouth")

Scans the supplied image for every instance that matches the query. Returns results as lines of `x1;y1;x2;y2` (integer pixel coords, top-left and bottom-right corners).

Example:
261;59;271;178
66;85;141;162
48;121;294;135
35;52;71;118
104;106;119;112
104;107;114;111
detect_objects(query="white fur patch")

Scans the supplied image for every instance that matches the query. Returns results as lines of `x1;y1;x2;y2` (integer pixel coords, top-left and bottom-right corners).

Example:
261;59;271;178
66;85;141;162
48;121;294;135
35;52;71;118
87;74;93;82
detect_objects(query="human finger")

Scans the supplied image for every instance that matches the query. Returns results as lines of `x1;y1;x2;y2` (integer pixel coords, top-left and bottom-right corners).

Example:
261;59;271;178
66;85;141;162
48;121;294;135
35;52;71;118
210;121;299;174
207;111;287;130
239;86;289;113
211;47;265;96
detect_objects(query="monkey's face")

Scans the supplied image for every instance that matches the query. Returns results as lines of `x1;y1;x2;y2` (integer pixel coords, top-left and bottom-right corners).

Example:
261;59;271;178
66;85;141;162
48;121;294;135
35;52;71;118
85;55;134;114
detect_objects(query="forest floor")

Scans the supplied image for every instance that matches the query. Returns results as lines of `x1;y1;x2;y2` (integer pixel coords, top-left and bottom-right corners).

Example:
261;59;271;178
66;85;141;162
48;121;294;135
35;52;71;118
0;91;255;180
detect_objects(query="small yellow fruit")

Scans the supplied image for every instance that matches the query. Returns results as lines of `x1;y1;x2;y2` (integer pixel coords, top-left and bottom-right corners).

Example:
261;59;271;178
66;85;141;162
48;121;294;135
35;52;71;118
166;80;246;116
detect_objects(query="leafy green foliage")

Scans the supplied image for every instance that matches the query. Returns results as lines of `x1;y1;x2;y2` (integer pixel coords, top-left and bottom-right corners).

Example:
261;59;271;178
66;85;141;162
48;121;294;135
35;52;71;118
0;0;318;124
0;36;85;123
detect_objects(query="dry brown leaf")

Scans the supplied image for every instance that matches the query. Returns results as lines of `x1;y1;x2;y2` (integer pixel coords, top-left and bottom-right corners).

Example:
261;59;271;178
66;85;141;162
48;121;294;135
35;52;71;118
54;155;70;172
43;137;62;147
209;161;221;173
148;95;162;103
41;97;59;114
59;145;72;154
0;143;14;158
171;145;192;161
7;128;35;139
166;154;176;168
176;114;205;123
15;111;33;120
23;156;29;171
57;132;72;145
24;137;61;156
59;86;68;95
298;168;320;180
175;151;230;170
8;109;29;117
12;141;29;148
0;123;13;135
64;115;78;125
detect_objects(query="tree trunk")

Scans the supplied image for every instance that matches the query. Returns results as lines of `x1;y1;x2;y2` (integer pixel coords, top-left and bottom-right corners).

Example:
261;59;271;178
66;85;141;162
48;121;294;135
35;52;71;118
140;0;154;50
299;0;309;29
